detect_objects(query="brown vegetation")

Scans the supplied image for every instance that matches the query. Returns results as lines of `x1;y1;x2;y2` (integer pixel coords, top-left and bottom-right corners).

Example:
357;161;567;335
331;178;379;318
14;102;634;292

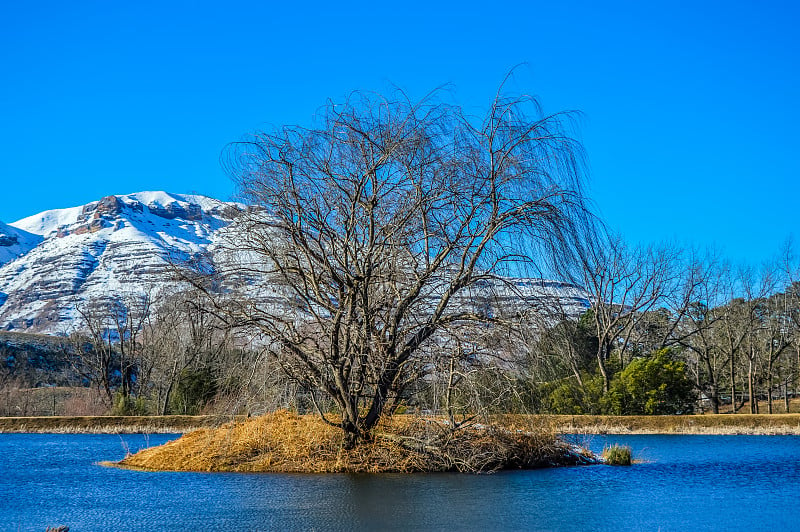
0;414;240;434
0;385;107;417
113;411;595;473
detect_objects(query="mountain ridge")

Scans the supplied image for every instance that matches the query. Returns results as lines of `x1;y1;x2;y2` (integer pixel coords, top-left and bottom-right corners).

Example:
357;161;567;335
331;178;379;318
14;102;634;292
0;191;239;333
0;191;589;335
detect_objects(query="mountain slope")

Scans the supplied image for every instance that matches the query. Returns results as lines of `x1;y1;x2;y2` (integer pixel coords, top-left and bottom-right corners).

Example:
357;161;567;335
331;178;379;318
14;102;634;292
0;220;42;267
0;192;238;333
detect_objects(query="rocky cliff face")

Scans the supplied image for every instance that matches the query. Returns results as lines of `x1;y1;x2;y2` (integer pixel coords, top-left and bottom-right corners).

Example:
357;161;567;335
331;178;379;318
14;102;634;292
0;192;238;334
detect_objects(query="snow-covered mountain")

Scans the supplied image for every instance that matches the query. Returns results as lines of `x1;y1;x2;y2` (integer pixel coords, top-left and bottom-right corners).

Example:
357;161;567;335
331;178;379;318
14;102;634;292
0;191;590;335
0;192;239;333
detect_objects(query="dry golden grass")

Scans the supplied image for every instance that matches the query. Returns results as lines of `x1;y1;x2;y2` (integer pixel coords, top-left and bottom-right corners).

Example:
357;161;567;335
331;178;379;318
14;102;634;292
113;411;595;474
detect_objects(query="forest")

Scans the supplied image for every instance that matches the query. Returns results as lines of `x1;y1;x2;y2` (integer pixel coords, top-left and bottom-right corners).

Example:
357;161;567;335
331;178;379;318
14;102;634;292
3;231;798;425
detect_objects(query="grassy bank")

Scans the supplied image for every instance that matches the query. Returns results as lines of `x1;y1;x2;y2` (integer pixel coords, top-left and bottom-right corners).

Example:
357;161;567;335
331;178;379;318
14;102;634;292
4;413;800;435
0;415;242;434
111;411;595;473
547;413;800;435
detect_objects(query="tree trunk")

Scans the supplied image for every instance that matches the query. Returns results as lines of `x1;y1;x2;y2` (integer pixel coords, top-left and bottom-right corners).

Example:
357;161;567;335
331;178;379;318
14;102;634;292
767;370;774;415
705;355;719;414
161;380;174;416
597;354;610;394
796;345;800;399
161;360;179;416
784;381;790;413
446;356;457;429
709;382;720;414
363;361;403;434
341;418;360;450
748;357;757;414
597;341;611;394
568;348;584;389
730;353;736;414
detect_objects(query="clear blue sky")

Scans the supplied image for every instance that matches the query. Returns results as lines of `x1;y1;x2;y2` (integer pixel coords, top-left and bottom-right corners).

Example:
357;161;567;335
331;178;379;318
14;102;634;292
1;0;797;265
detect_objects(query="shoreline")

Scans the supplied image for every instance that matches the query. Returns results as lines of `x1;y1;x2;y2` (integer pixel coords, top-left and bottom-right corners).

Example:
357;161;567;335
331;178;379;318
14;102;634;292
547;414;800;435
2;413;800;435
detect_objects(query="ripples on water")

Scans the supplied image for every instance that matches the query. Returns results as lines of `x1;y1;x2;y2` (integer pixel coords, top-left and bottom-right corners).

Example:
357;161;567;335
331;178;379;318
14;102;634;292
0;433;798;531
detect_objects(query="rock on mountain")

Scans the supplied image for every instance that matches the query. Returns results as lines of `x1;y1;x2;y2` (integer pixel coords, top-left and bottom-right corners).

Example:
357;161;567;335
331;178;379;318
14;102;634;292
0;191;239;334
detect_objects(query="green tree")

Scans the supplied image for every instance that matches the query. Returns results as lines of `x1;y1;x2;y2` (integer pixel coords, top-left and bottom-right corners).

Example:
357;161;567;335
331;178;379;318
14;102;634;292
604;349;695;415
540;374;604;414
168;367;218;415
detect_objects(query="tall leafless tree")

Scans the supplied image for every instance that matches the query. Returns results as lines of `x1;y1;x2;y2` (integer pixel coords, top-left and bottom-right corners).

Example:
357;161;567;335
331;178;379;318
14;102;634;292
67;292;151;407
675;255;729;413
199;88;594;447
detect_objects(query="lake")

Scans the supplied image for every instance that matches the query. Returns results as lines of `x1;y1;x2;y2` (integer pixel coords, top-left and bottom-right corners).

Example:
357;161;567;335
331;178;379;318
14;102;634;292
0;433;798;531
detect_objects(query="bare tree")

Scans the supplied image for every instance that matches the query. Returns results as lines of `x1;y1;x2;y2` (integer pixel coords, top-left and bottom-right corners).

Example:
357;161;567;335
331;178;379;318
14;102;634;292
713;267;776;413
140;288;249;415
67;292;151;408
197;88;593;447
579;236;678;392
675;255;729;413
759;291;793;414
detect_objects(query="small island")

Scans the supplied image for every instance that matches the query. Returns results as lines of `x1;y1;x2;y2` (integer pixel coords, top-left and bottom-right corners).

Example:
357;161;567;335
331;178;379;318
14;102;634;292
110;411;596;473
101;410;800;473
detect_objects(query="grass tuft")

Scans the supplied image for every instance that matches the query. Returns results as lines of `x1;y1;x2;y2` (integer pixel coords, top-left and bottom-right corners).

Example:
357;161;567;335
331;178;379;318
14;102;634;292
602;444;632;465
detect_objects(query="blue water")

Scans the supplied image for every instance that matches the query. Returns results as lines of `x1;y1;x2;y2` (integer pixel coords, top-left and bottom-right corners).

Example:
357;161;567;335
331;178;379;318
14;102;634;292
0;433;798;531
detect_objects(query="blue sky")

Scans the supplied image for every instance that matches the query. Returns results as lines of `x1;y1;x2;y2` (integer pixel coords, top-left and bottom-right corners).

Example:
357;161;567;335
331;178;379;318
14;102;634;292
1;0;797;266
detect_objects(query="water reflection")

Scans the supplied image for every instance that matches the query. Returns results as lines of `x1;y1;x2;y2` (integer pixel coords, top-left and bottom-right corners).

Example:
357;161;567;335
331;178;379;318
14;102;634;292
0;433;799;530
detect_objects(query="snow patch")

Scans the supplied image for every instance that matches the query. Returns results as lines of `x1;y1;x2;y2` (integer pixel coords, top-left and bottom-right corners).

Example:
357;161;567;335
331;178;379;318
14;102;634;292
0;221;43;266
11;205;86;237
